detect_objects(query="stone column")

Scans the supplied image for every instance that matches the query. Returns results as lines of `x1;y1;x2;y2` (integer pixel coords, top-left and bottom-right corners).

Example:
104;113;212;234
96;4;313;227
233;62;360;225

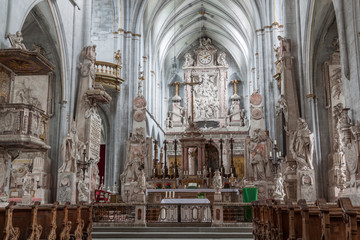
184;148;189;172
197;146;202;173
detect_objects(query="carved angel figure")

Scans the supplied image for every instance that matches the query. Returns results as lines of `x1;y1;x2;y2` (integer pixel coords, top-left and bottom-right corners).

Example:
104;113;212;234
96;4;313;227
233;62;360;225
287;118;314;170
273;173;285;200
183;53;194;67
7;31;27;50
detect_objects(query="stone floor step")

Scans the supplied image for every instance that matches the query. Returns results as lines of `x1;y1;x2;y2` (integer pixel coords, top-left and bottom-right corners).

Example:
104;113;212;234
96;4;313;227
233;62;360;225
93;226;253;232
92;226;253;239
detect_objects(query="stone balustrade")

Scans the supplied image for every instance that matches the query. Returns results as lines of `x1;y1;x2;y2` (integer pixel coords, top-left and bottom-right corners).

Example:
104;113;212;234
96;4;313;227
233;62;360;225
0;103;49;150
95;61;124;92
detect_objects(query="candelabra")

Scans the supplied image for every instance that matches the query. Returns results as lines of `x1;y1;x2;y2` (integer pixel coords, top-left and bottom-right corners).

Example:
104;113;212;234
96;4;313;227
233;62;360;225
153;139;158;178
174;139;179;178
269;140;284;174
163;140;169;178
219;138;225;173
229;138;237;178
80;148;90;180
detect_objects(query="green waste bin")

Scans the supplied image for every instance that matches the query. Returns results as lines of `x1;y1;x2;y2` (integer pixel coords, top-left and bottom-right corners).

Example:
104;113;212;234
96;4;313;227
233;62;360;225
243;187;258;222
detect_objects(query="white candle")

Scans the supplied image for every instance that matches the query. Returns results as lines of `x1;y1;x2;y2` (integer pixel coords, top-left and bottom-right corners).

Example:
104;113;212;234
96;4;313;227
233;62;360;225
274;140;277;145
269;151;272;157
165;191;168;198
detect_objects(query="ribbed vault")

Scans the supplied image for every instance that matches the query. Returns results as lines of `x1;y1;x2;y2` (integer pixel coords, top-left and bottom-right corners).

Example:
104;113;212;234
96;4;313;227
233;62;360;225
141;0;262;81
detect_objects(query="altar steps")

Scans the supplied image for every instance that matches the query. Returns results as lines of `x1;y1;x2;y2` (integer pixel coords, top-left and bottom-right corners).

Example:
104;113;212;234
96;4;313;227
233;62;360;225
92;226;253;239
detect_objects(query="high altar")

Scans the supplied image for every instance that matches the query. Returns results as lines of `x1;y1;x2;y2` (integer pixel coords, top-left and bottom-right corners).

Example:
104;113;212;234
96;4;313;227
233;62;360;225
120;38;282;205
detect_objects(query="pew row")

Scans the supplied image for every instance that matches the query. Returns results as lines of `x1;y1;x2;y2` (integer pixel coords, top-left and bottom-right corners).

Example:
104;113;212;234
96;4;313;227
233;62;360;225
0;202;93;240
252;197;360;240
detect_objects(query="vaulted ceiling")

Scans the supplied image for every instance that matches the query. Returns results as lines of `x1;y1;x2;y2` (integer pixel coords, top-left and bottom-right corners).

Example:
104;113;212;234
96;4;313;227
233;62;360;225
141;0;263;79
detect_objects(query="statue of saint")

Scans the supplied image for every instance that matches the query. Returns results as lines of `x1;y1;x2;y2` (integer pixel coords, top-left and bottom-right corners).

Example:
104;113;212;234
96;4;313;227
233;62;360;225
59;121;84;173
213;170;222;192
287;118;314;170
138;169;147;193
251;149;266;181
121;150;143;183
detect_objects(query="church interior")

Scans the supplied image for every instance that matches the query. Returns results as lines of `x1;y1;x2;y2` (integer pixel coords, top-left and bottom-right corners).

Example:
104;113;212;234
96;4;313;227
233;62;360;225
1;0;360;239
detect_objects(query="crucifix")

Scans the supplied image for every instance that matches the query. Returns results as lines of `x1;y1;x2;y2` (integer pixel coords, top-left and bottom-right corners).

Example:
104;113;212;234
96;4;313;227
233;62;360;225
184;71;203;123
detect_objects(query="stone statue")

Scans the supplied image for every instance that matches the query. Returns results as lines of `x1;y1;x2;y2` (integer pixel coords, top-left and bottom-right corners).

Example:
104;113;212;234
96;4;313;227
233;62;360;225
59;121;84;173
165;116;172;128
273;173;285;200
77;179;89;202
114;50;122;66
138;169;147;193
287;118;314;170
183;53;194;67
58;175;72;202
121;150;143;183
213;170;222;192
22;165;34;196
217;52;228;67
202;165;208;178
138;65;145;96
80;45;96;81
277;36;291;56
7;31;27;50
275;96;288;122
251;148;266;181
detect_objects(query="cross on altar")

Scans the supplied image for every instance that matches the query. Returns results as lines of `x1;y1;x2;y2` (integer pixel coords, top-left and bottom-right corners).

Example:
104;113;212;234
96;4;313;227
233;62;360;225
184;72;203;122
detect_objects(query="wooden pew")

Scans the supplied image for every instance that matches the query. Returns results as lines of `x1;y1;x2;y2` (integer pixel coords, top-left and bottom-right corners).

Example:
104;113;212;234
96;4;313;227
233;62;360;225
338;197;360;240
251;201;260;239
0;204;6;239
265;199;277;240
10;202;42;240
81;204;93;240
317;198;346;240
298;199;322;240
274;200;290;240
36;202;58;240
56;202;71;240
68;204;84;240
3;201;20;240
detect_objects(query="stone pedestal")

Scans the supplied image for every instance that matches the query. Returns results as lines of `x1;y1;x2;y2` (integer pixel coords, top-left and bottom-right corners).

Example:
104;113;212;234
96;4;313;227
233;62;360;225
214;192;222;202
137;192;146;203
297;169;316;202
212;205;223;226
57;173;76;204
254;181;268;200
134;205;146;226
22;194;32;205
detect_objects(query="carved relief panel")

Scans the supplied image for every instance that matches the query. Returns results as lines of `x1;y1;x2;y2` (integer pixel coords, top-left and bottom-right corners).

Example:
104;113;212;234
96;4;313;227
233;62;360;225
0;65;13;103
183;38;228;124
